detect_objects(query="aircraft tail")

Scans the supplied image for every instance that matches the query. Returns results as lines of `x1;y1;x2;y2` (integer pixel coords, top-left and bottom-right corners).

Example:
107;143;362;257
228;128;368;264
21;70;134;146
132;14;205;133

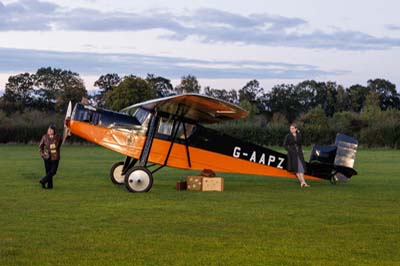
308;133;358;183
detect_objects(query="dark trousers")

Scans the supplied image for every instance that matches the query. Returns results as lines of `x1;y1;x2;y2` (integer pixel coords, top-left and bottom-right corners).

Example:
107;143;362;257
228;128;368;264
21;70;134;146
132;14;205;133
41;159;59;188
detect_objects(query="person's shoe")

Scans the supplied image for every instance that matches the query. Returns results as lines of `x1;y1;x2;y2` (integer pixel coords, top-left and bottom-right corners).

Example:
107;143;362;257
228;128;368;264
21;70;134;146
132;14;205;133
301;183;310;188
39;180;46;189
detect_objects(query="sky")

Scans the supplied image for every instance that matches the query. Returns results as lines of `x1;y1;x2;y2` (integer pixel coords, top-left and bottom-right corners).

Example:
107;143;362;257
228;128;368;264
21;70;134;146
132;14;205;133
1;0;400;94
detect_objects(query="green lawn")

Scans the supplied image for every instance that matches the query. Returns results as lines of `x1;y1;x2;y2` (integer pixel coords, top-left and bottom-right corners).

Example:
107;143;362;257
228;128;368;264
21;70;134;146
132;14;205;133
0;145;399;266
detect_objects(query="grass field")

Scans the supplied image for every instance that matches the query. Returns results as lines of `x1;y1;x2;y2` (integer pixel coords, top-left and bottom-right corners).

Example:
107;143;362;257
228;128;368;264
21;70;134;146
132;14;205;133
0;145;399;266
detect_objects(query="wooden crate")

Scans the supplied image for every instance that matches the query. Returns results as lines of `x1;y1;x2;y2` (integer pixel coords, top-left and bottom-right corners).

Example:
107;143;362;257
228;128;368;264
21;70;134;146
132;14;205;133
201;177;224;192
186;176;202;191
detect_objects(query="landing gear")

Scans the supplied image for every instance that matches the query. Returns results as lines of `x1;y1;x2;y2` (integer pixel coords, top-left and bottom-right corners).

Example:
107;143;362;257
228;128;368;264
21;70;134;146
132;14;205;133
110;157;138;185
110;161;125;184
124;166;153;193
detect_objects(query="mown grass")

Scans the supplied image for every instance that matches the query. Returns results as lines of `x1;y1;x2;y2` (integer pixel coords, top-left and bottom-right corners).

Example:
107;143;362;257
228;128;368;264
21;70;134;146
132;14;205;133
0;145;399;266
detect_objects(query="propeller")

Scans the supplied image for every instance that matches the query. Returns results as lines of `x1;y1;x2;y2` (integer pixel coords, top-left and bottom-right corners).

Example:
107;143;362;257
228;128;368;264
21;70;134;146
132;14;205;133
62;101;73;144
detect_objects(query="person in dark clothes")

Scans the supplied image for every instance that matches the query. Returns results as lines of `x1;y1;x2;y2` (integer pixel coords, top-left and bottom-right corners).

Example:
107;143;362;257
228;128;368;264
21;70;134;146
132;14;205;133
283;123;310;188
39;125;62;189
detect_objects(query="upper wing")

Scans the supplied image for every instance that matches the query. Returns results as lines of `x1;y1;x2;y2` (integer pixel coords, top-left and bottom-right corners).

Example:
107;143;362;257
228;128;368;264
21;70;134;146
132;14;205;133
121;94;248;124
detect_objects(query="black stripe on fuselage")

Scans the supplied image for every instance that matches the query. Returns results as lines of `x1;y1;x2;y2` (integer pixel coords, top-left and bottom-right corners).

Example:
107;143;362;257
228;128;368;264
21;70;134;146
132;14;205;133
155;125;288;170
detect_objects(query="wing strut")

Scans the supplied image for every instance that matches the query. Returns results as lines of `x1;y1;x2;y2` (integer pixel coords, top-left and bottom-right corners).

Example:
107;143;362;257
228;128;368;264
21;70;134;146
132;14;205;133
138;114;159;167
163;119;181;165
182;120;192;167
149;105;192;174
137;108;181;174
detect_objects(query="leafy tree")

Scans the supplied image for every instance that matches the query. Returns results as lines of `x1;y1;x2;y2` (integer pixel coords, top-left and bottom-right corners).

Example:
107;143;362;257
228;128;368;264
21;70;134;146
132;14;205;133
239;80;263;102
57;74;87;111
367;78;400;110
238;80;265;115
331;111;364;137
335;85;349;113
33;67;63;111
295;80;339;116
175;75;200;94
360;93;394;147
239;99;259;119
226;89;239;105
265;84;302;122
322;82;339;117
300;105;328;127
346;84;369;112
269;112;288;126
3;73;35;112
94;73;121;93
299;106;335;144
93;73;121;107
34;67;87;112
361;90;382;126
204;87;239;104
146;74;174;97
105;75;157;111
295;80;318;111
364;90;380;107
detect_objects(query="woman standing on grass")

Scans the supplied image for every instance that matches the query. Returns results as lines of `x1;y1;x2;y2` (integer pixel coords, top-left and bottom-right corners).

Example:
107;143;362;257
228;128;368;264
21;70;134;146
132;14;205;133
39;124;62;189
283;123;310;188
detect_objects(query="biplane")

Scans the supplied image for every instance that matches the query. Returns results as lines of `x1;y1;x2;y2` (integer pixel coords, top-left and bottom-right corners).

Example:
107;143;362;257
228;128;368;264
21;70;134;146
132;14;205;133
63;94;358;192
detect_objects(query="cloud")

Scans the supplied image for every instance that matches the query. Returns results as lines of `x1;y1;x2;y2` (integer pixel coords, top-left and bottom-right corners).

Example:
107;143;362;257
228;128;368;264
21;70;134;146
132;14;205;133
1;0;57;13
0;1;399;50
386;24;400;31
0;47;344;80
0;0;59;30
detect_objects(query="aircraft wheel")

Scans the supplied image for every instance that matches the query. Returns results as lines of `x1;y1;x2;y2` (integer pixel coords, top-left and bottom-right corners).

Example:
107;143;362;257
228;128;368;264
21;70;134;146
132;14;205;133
110;161;125;185
124;166;153;193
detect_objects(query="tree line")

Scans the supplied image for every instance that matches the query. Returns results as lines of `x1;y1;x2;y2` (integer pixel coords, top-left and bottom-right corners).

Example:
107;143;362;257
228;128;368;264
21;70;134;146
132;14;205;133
1;67;399;147
1;67;399;117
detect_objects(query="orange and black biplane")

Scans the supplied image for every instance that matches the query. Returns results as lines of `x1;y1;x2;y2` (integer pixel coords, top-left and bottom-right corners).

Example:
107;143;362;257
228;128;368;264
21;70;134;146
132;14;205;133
64;94;358;192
